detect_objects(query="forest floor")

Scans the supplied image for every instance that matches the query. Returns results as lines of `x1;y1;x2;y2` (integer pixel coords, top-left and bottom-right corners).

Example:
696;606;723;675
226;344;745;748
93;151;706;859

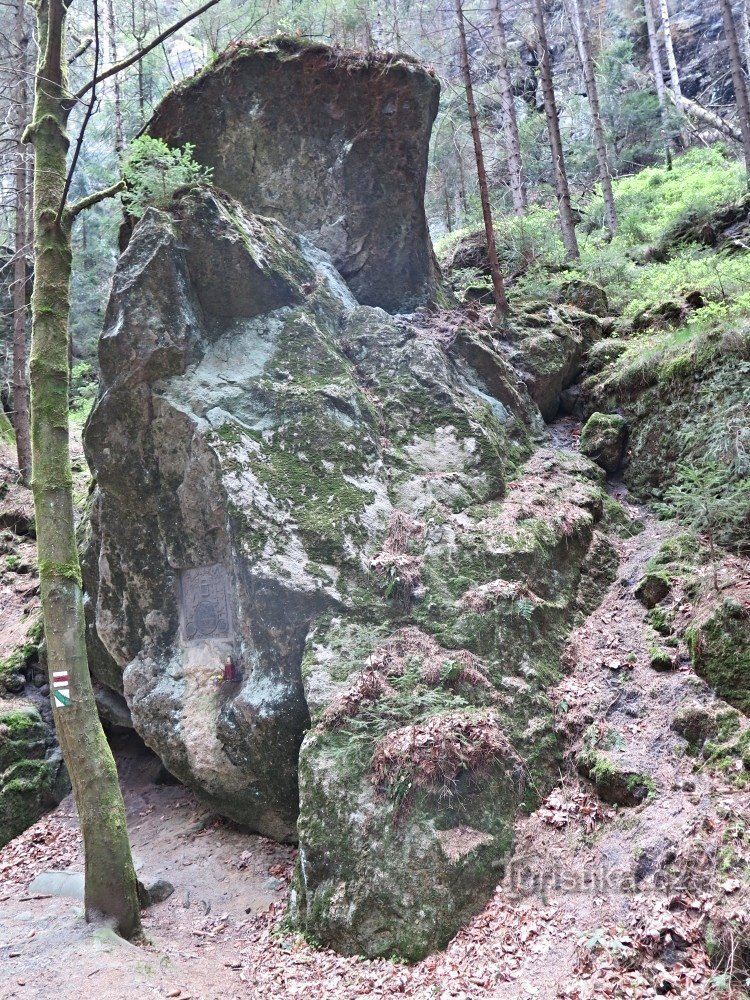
0;419;747;1000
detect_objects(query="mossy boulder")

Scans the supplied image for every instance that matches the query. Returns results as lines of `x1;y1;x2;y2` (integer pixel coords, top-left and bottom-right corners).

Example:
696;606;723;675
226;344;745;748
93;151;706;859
0;706;69;847
559;279;609;317
631;299;684;332
580;412;628;475
672;704;718;747
649;648;675;672
686;598;750;716
147;38;441;312
82;180;619;960
81;185;543;845
501;310;602;421
577;749;652;807
634;571;671;609
294;706;518;960
293;449;617;957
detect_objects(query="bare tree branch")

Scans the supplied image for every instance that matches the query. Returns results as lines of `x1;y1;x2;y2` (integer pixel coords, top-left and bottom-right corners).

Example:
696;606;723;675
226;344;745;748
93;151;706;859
56;0;101;223
73;0;225;102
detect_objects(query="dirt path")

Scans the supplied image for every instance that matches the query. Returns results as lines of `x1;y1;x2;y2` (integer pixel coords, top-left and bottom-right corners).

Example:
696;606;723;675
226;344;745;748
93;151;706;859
1;424;746;999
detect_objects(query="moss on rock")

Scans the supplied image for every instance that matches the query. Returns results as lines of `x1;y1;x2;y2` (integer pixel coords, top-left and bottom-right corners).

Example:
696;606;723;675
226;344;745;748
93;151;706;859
580;412;628;476
293;447;617;957
687;598;750;716
0;706;69;847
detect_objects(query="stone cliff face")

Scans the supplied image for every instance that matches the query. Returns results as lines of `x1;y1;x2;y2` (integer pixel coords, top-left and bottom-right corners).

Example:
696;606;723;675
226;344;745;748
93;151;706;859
147;39;441;313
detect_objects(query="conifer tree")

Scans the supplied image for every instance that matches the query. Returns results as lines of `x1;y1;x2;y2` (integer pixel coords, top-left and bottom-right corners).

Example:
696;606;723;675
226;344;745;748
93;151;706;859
25;0;221;938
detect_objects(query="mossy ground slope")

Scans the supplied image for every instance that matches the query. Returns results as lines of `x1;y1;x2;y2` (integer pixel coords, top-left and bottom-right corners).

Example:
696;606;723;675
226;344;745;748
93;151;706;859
438;146;750;548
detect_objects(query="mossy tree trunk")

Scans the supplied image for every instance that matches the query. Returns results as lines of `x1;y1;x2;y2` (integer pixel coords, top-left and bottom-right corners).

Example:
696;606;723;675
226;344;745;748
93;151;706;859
532;0;580;260
13;0;32;485
26;0;141;939
453;0;509;323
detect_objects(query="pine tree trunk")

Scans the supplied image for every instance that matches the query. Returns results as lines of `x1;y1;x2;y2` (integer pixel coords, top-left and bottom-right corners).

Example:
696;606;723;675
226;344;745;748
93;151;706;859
13;0;32;485
27;0;141;939
569;0;617;234
719;0;750;179
532;0;580;259
454;0;509;323
492;0;526;216
644;0;667;111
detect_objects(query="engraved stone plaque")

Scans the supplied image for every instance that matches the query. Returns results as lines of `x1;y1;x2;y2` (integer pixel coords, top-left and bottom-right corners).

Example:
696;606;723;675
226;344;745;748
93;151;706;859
179;564;233;642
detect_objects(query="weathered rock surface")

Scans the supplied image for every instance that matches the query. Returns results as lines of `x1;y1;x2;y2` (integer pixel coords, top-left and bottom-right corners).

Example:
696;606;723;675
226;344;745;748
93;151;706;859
580;412;628;476
82;185;538;841
82;184;617;958
293;448;616;958
687;598;750;716
147;39;441;313
501;306;603;421
0;704;69;848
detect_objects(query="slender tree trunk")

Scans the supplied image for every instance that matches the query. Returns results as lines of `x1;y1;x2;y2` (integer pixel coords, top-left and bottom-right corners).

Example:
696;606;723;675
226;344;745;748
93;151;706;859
26;0;142;939
644;0;667;111
453;0;509;322
13;0;32;484
444;182;454;232
454;130;469;217
657;0;682;105
105;0;125;155
392;0;403;50
492;0;526;216
568;0;617;234
532;0;579;259
719;0;750;180
742;0;750;77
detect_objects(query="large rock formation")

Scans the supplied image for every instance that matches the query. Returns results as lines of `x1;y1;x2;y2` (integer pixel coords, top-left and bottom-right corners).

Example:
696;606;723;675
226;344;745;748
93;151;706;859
82;183;616;957
147;38;441;313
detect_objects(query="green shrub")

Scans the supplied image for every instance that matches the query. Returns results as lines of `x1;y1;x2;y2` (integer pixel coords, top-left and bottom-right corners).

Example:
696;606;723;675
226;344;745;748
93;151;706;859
122;136;213;218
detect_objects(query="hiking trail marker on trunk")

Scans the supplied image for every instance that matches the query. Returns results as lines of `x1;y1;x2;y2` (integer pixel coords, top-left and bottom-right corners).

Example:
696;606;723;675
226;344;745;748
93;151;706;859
52;671;71;707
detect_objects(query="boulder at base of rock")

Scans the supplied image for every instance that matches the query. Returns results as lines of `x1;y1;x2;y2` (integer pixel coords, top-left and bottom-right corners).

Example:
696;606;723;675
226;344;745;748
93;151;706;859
0;706;69;847
577;749;652;807
293;449;617;958
580;412;628;475
559;279;609;318
147;38;441;313
672;704;718;748
502;307;602;421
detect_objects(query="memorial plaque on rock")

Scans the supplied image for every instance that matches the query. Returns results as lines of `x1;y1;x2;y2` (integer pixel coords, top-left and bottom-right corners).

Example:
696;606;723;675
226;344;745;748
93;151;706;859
179;564;233;642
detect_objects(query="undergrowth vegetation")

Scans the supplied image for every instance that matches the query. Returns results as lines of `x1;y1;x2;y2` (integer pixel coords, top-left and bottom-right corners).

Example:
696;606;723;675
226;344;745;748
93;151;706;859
437;146;749;317
438;146;750;551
